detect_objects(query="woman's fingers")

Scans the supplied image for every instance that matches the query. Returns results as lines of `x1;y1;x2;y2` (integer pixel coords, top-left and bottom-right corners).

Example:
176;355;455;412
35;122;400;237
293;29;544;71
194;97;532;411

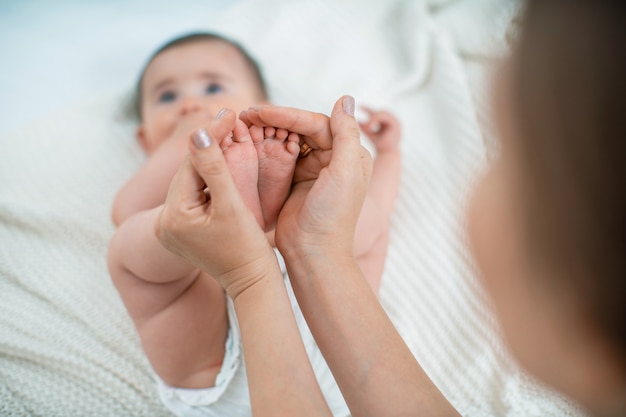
330;96;373;182
157;111;239;251
275;96;372;259
245;105;333;150
187;110;243;214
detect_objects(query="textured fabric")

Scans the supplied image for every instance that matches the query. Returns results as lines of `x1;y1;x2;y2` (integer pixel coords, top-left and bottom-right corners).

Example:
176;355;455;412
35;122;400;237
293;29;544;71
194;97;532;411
0;0;587;416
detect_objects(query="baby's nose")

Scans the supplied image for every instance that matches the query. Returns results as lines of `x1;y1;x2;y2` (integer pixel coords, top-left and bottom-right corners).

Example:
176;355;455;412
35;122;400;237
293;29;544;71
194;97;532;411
180;97;204;115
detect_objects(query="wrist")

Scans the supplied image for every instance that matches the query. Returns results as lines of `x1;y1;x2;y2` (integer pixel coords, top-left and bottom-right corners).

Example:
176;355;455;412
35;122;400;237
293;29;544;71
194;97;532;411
218;250;283;301
281;243;356;280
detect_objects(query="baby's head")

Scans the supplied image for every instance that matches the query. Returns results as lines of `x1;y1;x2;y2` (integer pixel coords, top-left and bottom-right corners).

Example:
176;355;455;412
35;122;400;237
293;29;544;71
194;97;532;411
131;32;268;153
468;0;626;413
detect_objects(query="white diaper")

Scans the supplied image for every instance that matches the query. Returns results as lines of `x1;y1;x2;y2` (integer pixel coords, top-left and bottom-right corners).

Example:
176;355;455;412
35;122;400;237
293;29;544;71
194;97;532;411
156;250;350;417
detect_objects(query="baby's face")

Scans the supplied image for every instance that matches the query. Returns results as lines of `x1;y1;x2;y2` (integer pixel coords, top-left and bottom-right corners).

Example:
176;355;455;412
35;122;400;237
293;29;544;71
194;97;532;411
138;40;265;153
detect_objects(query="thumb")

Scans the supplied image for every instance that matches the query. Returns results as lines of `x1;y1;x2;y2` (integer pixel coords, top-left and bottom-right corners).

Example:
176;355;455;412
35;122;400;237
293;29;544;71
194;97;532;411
330;96;372;178
188;109;241;212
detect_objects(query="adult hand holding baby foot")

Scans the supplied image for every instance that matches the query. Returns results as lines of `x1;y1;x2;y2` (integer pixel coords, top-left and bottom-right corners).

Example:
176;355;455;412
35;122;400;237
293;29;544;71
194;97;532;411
156;107;333;417
155;96;456;417
237;96;459;417
241;104;335;184
156;108;276;300
242;96;373;260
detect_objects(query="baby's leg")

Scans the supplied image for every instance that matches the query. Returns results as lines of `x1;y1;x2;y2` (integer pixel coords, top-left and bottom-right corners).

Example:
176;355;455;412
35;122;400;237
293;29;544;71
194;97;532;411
109;121;263;391
109;208;228;389
222;119;264;229
354;109;402;294
249;125;300;229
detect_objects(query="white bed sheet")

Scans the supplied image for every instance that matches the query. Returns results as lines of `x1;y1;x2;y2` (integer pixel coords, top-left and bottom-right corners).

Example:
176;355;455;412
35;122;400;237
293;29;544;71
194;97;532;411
0;1;587;416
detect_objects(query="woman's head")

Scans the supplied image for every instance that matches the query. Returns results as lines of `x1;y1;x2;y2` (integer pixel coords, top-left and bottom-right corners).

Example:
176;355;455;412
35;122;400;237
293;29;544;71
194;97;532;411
131;32;269;153
468;0;626;413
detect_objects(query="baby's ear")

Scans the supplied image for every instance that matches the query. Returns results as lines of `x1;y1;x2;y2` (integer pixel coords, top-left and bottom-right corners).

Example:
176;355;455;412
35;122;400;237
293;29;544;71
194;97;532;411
136;125;150;153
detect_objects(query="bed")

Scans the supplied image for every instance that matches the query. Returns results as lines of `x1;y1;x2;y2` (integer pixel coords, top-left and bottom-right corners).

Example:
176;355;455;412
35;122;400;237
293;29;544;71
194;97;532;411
0;0;586;415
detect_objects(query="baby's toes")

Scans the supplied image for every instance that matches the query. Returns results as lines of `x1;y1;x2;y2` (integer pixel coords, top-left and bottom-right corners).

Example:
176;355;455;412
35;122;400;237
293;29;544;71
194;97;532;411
287;132;301;157
220;133;234;150
276;128;289;141
249;125;265;144
263;126;276;139
232;119;252;143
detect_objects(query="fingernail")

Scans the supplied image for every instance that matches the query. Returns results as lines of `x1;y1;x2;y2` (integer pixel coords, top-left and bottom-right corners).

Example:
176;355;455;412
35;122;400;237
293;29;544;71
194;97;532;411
192;128;211;149
343;96;355;116
216;108;229;119
249;106;260;112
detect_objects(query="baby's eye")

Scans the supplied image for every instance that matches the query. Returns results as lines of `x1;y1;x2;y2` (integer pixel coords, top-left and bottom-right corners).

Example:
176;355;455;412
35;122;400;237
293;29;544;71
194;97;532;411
158;90;176;103
205;83;224;95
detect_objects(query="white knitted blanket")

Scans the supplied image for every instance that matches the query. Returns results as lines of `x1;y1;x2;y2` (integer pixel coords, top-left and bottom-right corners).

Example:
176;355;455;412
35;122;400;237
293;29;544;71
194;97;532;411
0;0;586;416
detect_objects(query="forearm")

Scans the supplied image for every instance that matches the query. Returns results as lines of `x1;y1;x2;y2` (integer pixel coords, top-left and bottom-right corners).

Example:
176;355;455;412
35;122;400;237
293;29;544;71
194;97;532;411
284;253;460;417
109;206;198;283
232;263;333;417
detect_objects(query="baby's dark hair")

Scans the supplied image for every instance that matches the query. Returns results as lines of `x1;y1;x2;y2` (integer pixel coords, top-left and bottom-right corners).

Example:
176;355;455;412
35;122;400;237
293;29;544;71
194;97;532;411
127;31;268;122
514;0;626;362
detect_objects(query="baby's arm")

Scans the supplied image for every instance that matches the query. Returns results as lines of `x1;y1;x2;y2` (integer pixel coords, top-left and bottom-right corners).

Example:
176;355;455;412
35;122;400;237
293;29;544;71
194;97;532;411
112;139;187;225
353;109;402;293
112;117;209;226
108;206;228;387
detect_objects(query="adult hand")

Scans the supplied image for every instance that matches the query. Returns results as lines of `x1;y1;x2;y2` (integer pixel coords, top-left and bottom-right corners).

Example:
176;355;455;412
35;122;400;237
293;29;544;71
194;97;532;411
240;104;332;183
244;96;373;260
155;109;277;299
240;104;333;151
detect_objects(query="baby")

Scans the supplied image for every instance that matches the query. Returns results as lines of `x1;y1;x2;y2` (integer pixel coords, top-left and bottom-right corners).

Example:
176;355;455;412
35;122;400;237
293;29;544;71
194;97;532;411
108;32;401;416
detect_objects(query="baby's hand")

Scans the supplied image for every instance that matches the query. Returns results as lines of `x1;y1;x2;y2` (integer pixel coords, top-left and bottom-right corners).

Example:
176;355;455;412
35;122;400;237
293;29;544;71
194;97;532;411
358;107;401;153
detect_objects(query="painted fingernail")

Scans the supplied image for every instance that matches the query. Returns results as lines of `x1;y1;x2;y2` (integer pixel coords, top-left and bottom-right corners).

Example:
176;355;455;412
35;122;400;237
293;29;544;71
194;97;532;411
216;108;229;119
192;128;211;149
343;96;355;116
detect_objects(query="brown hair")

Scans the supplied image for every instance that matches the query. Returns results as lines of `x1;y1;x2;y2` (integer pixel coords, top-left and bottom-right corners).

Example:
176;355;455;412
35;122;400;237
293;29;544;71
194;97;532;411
129;32;269;121
513;0;626;358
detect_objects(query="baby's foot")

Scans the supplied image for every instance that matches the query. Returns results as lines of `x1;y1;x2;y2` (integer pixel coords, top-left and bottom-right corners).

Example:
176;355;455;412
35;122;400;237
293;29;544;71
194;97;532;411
249;125;300;229
222;119;264;229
